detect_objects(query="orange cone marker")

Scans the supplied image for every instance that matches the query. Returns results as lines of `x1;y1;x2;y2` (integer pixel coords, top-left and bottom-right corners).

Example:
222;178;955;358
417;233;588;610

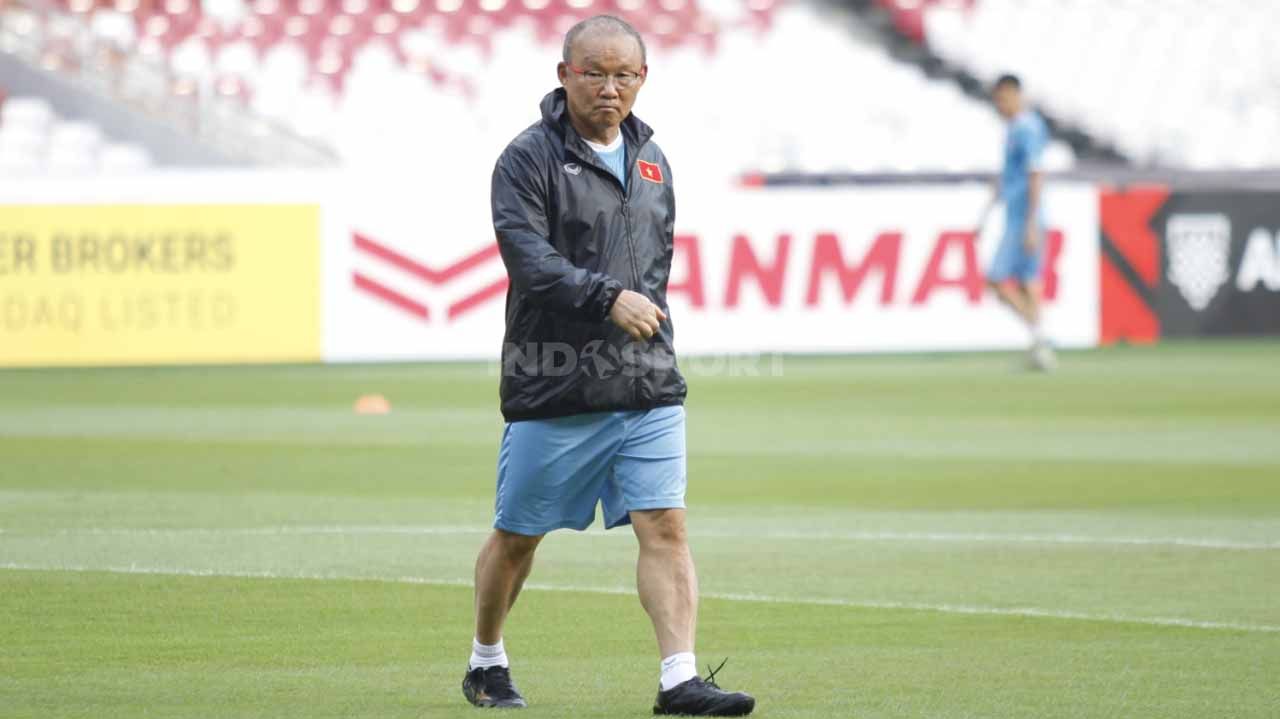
354;394;391;415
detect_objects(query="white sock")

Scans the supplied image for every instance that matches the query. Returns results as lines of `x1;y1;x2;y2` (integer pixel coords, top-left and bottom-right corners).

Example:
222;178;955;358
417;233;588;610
1029;320;1045;345
660;652;698;691
469;637;509;670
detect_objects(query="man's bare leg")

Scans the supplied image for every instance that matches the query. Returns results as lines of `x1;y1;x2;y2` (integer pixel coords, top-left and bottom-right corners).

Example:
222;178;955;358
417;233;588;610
990;279;1054;368
989;279;1035;326
463;530;541;708
1017;279;1051;347
1018;279;1056;368
474;529;543;645
632;508;698;660
634;508;755;715
1018;279;1043;330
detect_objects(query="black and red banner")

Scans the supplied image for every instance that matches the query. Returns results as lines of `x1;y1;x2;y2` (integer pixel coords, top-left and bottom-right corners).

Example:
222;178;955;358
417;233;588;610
1101;188;1280;343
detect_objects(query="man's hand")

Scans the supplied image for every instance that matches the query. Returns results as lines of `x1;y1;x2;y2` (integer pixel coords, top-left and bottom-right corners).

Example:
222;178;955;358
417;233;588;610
609;290;667;341
1023;224;1041;254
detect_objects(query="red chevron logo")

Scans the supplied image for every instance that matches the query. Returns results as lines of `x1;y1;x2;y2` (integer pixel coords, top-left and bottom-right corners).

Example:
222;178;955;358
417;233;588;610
351;231;508;322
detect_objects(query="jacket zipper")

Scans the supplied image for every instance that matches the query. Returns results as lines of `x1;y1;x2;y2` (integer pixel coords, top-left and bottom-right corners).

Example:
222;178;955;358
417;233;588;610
619;156;642;405
568;142;647;405
621;167;641;291
566;141;644;291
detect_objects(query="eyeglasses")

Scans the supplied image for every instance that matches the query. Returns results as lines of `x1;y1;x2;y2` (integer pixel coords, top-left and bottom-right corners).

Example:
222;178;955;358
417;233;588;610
567;64;645;89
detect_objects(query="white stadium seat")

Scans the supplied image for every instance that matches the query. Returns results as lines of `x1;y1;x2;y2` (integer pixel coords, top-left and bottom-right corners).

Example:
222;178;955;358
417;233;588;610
0;93;153;175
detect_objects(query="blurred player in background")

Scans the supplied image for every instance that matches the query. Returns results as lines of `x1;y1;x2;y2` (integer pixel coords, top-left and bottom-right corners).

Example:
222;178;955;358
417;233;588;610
461;15;755;717
978;73;1056;370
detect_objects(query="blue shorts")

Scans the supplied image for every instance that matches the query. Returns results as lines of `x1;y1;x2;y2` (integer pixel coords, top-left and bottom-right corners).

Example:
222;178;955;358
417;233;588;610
493;405;687;536
988;205;1045;283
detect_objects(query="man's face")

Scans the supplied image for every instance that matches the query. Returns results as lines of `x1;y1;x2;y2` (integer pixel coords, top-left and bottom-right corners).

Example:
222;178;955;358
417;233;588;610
557;32;646;137
993;84;1021;120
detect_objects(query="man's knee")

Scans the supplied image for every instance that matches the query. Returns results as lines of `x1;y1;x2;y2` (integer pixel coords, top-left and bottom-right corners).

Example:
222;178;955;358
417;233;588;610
492;529;543;562
633;508;688;549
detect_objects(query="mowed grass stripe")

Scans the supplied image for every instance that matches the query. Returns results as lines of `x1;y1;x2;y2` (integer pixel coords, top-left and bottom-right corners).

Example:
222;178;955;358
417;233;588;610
5;491;1278;542
2;406;1277;466
4;521;1278;627
5;524;1280;550
4;563;1279;635
2;436;1276;512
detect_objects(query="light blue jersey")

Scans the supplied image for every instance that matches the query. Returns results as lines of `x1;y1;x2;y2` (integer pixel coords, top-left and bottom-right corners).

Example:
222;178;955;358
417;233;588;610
990;110;1049;283
587;135;627;187
1001;110;1048;213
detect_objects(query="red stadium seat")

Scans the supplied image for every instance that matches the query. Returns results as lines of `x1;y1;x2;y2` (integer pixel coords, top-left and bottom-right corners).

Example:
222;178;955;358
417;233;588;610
49;0;744;97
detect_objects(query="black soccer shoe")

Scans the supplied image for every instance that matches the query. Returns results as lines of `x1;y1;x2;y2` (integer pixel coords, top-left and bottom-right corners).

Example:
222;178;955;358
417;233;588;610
462;665;527;708
653;659;755;716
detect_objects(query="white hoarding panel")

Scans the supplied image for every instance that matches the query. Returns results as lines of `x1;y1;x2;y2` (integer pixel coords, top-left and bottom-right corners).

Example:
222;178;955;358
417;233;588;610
324;182;1099;361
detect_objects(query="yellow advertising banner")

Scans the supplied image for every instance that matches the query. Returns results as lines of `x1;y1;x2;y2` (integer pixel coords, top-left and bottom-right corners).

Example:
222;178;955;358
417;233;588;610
0;204;321;366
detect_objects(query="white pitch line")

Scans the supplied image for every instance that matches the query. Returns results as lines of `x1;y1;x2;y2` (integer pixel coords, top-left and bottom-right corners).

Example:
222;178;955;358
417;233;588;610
11;525;1280;551
2;562;1278;635
38;526;491;537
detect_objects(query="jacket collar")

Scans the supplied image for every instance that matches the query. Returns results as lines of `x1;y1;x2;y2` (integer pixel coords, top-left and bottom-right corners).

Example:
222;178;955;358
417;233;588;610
539;87;654;165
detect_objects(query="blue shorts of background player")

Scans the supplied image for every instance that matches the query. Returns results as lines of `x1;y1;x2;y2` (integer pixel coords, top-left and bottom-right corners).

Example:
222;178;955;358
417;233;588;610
988;202;1046;284
493;405;686;536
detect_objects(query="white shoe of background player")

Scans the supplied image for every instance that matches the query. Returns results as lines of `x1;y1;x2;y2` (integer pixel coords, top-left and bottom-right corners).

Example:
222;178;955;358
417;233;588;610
1028;341;1057;372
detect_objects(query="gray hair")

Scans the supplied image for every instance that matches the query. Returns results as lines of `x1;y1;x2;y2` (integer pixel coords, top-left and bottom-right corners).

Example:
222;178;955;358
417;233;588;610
562;15;647;66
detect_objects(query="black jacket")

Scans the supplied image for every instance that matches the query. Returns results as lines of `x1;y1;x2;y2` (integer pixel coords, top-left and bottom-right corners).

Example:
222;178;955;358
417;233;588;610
491;88;687;422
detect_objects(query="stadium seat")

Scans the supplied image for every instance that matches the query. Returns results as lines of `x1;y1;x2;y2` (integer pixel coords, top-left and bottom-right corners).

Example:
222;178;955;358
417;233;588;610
0;91;153;174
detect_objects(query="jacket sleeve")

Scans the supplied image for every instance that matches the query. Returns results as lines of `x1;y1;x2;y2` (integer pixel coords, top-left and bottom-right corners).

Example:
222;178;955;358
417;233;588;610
492;146;624;322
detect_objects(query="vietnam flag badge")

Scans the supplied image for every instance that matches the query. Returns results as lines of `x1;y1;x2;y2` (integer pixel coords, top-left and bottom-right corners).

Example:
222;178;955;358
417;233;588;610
638;160;664;184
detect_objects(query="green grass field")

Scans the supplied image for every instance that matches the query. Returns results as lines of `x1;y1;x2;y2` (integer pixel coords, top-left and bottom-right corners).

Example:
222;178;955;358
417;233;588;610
2;341;1279;718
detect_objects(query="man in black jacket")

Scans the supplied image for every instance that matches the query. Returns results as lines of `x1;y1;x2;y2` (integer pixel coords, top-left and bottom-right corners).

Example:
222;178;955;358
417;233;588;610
461;15;755;717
